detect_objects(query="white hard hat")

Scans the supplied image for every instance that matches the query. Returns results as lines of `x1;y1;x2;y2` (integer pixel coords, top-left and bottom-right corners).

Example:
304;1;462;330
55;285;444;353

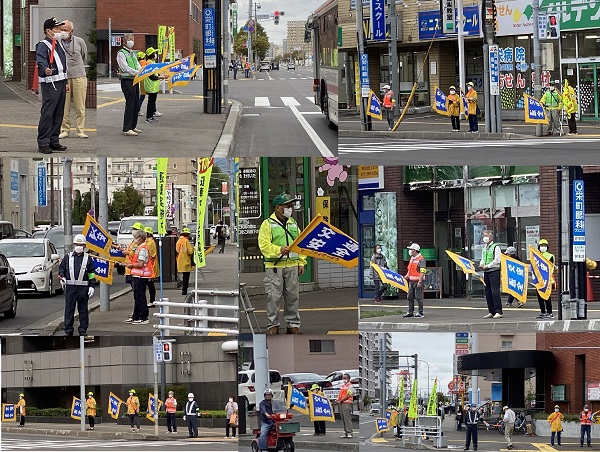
73;234;86;245
188;393;194;398
407;243;420;251
383;84;391;90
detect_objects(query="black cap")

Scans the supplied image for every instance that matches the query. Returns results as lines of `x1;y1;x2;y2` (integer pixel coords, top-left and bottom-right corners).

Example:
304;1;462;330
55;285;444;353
43;17;64;31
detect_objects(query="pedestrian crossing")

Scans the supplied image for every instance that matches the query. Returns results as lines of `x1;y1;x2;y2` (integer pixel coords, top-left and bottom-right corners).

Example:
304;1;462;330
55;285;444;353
0;438;224;450
247;96;316;108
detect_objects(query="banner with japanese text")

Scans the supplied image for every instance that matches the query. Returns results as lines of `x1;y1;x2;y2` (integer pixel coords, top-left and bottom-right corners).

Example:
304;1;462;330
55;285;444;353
308;390;335;422
375;417;390;432
168;66;201;90
367;90;383;120
433;85;449;116
500;254;529;303
195;158;214;268
83;214;113;255
446;250;485;285
146;393;163;422
91;256;114;285
2;403;16;422
529;245;553;300
287;383;309;415
408;380;418;419
524;94;549;124
108;392;124;420
156;158;169;235
71;397;82;420
426;379;438;416
370;262;409;293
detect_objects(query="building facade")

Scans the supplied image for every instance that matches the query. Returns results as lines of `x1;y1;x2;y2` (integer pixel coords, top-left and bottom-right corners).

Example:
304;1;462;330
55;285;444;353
286;20;311;60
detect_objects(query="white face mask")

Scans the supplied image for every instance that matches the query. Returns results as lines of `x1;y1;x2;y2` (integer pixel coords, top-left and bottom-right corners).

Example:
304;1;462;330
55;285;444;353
585;409;589;412
188;398;194;401
483;236;490;244
540;246;548;252
283;207;293;218
74;246;85;254
129;394;134;397
450;90;456;95
126;40;134;49
342;379;349;384
375;248;382;254
555;408;559;412
229;398;233;402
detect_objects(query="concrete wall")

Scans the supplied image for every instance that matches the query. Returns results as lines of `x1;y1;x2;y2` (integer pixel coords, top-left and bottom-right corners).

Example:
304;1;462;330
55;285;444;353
317;260;358;289
534;419;600;438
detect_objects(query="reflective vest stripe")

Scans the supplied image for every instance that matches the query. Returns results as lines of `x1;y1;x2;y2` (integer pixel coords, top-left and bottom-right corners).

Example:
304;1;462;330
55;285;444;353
407;255;424;281
131;244;154;278
67;253;89;286
186;401;198;415
38;40;67;83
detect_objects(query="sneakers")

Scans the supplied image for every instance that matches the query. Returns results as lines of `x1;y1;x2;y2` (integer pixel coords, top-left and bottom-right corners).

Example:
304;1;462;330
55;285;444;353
146;117;158;123
545;313;554;319
138;111;145;116
77;133;89;139
483;313;494;319
493;313;503;319
536;313;547;319
517;302;524;308
59;131;69;139
154;111;164;117
133;128;142;133
374;297;382;304
123;318;134;323
347;434;353;438
133;319;149;324
340;434;349;438
403;313;414;318
123;130;138;136
505;302;512;307
286;327;302;334
414;313;424;318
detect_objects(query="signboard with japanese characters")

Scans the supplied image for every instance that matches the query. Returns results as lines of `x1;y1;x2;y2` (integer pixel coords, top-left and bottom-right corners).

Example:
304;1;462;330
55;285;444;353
370;0;386;41
203;8;217;68
418;6;480;40
360;54;370;98
572;180;585;262
441;0;457;34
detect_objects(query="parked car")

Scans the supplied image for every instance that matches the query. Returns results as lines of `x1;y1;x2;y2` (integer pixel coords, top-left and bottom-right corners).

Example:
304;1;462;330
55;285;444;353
370;402;381;416
116;216;159;247
238;369;285;410
0;251;18;318
14;229;32;239
287;61;295;70
281;372;333;396
0;221;15;240
0;239;61;296
32;230;46;239
43;225;85;257
107;221;121;239
325;369;360;387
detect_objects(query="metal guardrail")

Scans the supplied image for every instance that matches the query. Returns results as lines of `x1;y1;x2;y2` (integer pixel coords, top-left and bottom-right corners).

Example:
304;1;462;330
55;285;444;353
399;417;446;449
152;289;239;336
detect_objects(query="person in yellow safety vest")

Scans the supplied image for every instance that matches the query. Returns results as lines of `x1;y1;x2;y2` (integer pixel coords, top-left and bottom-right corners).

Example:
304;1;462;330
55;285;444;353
563;79;578;135
480;230;503;319
382;85;396;131
165;390;178;434
137;51;148;116
548;405;564;447
447;86;461;131
403;243;427;318
258;193;307;335
540;84;563;136
580;404;593;447
86;392;97;430
16;393;26;427
311;384;326;436
122;230;152;325
334;373;354;439
126;389;141;432
536;239;556;319
117;33;142;136
143;47;167;123
176;228;195;296
465;82;479;133
144;227;159;308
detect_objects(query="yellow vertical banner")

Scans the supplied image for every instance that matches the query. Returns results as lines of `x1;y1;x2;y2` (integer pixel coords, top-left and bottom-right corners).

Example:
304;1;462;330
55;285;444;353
426;379;438;416
397;375;404;411
168;27;176;62
158;25;167;61
156;158;169;235
195;158;214;268
315;196;331;223
407;380;418;419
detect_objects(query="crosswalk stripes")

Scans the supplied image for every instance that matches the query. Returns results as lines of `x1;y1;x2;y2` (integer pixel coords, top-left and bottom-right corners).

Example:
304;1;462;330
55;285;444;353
281;97;300;106
0;438;224;450
250;96;317;108
254;97;270;107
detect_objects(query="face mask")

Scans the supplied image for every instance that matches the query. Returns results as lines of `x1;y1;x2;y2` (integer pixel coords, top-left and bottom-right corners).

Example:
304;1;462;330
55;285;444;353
375;248;381;254
129;394;134;397
540;246;548;252
555;408;559;412
342;379;349;384
189;398;194;401
283;207;293;218
585;409;589;412
126;40;134;49
483;236;490;244
229;398;233;402
450;90;456;95
74;246;84;254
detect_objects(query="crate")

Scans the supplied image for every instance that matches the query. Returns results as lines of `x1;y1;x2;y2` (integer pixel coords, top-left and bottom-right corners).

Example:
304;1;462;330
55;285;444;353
278;422;300;434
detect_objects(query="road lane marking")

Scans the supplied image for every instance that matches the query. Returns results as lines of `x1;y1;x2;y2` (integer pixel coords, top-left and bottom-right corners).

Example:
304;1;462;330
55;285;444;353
281;97;301;106
298;111;322;115
255;97;270;107
306;96;315;103
243;113;260;117
289;105;335;158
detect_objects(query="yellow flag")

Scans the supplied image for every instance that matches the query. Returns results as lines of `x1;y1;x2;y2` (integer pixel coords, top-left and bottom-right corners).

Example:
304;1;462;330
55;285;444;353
156;158;168;235
426;379;438;415
407;380;418;419
397;375;404;411
195;158;214;268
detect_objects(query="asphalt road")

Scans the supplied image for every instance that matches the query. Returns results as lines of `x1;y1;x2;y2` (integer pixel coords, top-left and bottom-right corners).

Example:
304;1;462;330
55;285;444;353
229;66;338;158
1;434;238;451
338;136;600;166
0;278;129;335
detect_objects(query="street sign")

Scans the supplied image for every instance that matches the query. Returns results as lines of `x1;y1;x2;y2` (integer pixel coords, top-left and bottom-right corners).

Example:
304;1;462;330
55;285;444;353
489;45;499;96
155;340;164;362
10;160;18;203
360;53;370;98
257;14;270;20
203;8;217;68
455;332;468;338
248;19;255;26
455;338;468;343
37;161;47;207
248;26;255;33
441;0;457;34
455;349;469;356
370;0;386;41
572;179;585;262
538;14;548;40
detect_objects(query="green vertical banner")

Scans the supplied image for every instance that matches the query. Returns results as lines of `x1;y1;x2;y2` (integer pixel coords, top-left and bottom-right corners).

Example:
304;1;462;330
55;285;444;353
233;11;238;37
194;158;214;268
397;375;404;411
158;25;167;61
426;379;438;416
168;27;176;61
156;158;169;235
407;380;418;419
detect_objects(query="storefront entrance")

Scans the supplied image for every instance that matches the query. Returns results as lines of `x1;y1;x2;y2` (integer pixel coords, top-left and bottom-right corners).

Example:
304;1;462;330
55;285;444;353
579;63;600;120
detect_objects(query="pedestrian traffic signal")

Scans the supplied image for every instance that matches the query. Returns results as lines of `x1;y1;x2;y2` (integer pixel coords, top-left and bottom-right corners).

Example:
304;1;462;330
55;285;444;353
274;11;280;25
162;342;172;362
547;14;560;39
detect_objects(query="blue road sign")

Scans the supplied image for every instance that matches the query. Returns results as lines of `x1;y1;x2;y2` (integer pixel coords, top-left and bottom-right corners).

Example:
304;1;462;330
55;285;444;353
360;53;370;97
37;162;47;207
572;179;585;262
489;45;499;95
456;332;469;338
203;8;217;68
371;0;386;41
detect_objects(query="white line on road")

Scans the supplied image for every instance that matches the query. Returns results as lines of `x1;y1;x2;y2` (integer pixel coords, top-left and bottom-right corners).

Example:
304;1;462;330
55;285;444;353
243;113;261;117
289;77;297;80
298;111;323;115
255;97;271;107
306;96;315;103
281;97;301;106
289;105;335;158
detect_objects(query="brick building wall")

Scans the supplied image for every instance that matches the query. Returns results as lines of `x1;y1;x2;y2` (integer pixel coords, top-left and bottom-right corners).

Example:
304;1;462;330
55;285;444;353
537;332;600;414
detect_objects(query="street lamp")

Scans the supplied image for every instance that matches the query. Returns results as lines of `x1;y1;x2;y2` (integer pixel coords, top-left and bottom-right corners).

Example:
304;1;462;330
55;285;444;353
418;359;431;398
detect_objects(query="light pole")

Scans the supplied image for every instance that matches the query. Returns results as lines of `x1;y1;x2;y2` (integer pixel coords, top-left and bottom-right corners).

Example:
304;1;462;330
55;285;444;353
418;359;431;398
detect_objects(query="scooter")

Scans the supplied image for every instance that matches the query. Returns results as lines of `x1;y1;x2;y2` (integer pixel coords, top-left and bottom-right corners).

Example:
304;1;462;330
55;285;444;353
251;401;300;452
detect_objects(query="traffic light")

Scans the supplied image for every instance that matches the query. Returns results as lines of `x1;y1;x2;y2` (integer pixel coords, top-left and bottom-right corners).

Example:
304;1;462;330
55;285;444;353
162;342;172;362
304;22;311;43
274;11;280;25
547;14;560;39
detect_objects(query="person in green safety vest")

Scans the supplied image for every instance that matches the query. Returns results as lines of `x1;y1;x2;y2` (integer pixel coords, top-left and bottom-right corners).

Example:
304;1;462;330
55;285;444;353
117;33;142;137
143;47;167;124
258;193;307;334
479;230;503;319
536;239;556;319
540;84;563;136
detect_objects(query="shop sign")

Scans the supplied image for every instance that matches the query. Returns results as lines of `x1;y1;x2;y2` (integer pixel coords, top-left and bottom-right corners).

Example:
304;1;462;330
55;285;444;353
418;6;480;40
572;179;585;262
551;384;567;402
358;166;384;190
588;382;600;401
239;167;261;222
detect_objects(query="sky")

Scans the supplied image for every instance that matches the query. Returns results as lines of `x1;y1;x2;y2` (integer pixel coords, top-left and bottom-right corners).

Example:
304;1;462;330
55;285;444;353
234;0;326;45
390;333;455;398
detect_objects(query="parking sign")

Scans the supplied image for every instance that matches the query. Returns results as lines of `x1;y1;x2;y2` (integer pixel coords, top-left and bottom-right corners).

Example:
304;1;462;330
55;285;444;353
572;180;585;262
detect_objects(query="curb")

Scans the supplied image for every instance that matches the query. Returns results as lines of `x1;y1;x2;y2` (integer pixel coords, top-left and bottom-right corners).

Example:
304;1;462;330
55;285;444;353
338;129;532;140
43;286;133;335
238;436;359;451
213;100;242;158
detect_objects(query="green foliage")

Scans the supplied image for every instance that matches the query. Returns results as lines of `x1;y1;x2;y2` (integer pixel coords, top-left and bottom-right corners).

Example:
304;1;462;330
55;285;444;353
363;395;372;406
533;411;580;422
86;20;97;81
437;392;449;404
233;22;270;60
108;185;145;220
27;406;102;416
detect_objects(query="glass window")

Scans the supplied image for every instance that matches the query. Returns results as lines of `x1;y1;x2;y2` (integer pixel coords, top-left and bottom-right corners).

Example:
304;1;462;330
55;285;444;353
561;32;577;58
380;54;390;86
501;340;513;349
469;186;491;209
495;185;516;208
518;184;539;207
309;340;335;353
578;31;600;58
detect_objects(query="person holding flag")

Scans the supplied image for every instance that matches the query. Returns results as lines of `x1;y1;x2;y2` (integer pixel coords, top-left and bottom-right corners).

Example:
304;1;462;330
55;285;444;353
381;85;396;131
447;86;461;131
563;80;578;135
36;18;69;154
334;373;354;439
126;389;140;433
176;228;195;295
540;84;563;136
86;392;97;430
16;393;26;427
310;384;327;436
143;47;168;124
58;234;97;336
258;193;307;335
479;230;503;319
122;229;152;324
403;243;426;318
536;239;556;319
370;244;388;303
117;33;142;136
144;227;159;308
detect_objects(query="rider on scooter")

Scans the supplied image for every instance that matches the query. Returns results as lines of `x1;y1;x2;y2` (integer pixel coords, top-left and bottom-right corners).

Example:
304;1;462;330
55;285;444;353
258;389;275;451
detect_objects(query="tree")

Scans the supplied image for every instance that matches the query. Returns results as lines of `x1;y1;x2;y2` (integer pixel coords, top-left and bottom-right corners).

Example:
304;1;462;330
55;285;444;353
72;190;84;225
108;185;145;220
437;392;449;404
233;22;270;61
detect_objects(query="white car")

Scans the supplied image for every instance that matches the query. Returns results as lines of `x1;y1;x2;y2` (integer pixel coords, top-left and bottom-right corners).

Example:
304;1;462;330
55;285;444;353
287;61;295;70
370;403;381;416
259;61;271;72
238;369;285;410
0;238;61;296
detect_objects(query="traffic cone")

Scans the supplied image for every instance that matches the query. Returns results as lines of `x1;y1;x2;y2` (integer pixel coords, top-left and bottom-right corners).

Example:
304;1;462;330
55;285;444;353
587;272;595;302
32;65;39;93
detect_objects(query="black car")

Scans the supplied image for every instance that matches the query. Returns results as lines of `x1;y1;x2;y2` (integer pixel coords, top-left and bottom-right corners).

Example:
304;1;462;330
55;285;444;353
282;372;332;396
272;61;280;70
0;252;18;319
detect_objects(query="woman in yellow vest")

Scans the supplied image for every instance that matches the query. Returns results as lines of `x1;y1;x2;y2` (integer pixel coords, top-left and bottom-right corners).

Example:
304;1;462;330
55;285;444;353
536;239;555;319
126;389;140;432
16;393;26;427
311;384;326;436
144;227;159;308
86;391;97;430
466;82;478;133
563;80;578;135
143;48;167;123
447;86;461;131
548;405;564;447
176;228;195;295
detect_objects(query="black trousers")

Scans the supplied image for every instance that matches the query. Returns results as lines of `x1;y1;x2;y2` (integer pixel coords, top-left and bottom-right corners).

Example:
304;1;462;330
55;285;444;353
19;414;25;426
121;78;140;132
129;413;140;429
233;68;238;79
484;270;502;315
218;237;226;253
188;415;198;437
147;279;156;303
146;92;158;119
88;415;95;428
313;420;326;435
465;424;478;449
537;293;553;314
64;285;90;335
226;422;237;437
182;272;191;294
468;114;478;132
451;115;460;130
132;277;149;321
38;79;67;147
374;279;386;298
385;109;394;128
567;113;577;133
167;412;177;432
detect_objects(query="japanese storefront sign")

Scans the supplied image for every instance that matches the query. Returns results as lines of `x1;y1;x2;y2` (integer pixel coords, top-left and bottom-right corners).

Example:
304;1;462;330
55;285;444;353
371;0;386;41
572;179;586;262
360;54;370;97
419;6;480;40
489;45;500;95
441;0;457;33
203;8;217;68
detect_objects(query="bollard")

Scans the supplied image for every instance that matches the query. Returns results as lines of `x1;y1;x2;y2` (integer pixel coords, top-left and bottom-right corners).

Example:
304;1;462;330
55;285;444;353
561;292;571;320
578;298;586;319
570;299;578;319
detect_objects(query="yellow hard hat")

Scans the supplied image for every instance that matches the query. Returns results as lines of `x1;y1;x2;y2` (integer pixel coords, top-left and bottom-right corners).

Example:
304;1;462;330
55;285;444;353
449;86;456;90
88;392;94;396
146;47;157;57
19;393;24;397
144;226;154;234
467;81;474;87
182;227;191;234
132;222;144;230
538;239;549;246
137;51;146;59
129;389;136;394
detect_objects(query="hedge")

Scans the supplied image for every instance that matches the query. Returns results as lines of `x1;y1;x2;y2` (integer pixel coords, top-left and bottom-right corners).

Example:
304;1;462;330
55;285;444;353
532;412;581;422
157;410;227;418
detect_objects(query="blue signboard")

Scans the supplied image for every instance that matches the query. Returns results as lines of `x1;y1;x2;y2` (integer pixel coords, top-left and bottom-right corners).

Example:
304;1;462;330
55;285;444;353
37;162;47;207
376;417;390;432
418;6;480;40
2;403;15;421
489;45;499;95
501;255;528;303
10;165;18;203
370;0;386;41
367;91;382;120
572;179;585;262
360;53;370;97
83;215;112;255
456;332;469;338
309;392;335;422
71;397;82;420
203;8;217;68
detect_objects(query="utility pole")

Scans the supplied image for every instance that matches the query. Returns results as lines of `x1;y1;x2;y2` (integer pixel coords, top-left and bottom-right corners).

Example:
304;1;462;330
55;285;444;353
483;0;496;132
90;165;96;214
388;0;399;116
533;0;543;137
152;336;160;437
108;18;112;80
63;159;73;254
254;334;269;409
79;336;86;432
49;159;55;226
380;338;388;413
457;0;466;120
248;0;253;65
98;158;110;312
223;0;230;107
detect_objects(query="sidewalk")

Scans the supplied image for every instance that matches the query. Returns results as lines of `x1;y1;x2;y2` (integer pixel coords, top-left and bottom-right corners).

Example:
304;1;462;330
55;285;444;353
2;421;235;442
45;243;238;335
339;108;600;140
0;78;97;156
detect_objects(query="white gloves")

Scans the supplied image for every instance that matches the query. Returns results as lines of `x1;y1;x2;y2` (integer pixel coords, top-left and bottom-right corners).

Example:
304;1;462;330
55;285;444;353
88;287;95;298
183;415;186;421
59;277;66;289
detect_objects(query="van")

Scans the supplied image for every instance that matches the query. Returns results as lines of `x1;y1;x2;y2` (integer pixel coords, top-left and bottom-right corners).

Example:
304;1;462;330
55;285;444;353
238;369;285;410
44;225;85;256
116;216;159;247
0;222;15;240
